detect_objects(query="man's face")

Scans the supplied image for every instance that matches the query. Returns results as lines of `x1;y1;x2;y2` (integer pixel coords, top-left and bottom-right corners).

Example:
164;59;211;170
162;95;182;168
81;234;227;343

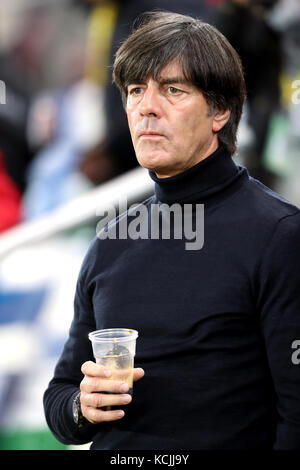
126;61;230;178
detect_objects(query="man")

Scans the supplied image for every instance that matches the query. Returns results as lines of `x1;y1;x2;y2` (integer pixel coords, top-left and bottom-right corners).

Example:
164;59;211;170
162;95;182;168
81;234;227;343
44;11;300;449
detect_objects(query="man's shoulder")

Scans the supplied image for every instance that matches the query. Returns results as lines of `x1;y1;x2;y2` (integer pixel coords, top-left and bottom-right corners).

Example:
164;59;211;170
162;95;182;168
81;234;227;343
243;175;300;225
231;174;300;266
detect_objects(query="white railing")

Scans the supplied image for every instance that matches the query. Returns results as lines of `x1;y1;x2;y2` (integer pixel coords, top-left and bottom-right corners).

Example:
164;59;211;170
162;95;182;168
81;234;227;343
0;167;154;259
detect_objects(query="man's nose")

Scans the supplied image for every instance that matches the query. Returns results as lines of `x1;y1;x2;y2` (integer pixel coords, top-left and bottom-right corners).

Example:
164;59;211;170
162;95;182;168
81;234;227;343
139;87;161;118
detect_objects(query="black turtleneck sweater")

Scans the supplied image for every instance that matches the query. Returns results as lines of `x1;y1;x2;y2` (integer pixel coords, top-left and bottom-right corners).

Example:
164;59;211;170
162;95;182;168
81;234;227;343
44;146;300;450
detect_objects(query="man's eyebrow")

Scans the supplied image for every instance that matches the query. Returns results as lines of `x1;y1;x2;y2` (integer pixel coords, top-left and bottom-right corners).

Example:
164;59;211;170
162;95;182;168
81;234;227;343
157;76;190;86
126;76;190;87
127;80;147;87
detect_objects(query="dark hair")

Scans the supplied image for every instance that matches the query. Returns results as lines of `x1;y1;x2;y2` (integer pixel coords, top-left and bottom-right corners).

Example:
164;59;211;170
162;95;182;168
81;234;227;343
113;11;247;156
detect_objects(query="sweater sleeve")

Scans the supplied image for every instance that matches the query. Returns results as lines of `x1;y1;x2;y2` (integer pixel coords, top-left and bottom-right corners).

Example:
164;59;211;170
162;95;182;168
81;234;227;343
257;210;300;449
43;241;102;445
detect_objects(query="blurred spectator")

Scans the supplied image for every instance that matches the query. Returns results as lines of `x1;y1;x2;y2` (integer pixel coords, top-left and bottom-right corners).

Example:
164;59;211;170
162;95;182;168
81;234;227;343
214;0;281;188
20;1;102;219
0;2;72;195
0;150;21;232
0;48;33;195
262;0;300;203
22;81;103;219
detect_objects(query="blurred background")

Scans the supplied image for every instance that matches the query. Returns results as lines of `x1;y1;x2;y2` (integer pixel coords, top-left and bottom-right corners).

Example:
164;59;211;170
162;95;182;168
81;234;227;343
0;0;299;450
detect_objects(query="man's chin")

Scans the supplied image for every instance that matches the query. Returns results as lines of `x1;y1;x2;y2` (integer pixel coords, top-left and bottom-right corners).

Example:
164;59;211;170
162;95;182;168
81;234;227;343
136;154;173;175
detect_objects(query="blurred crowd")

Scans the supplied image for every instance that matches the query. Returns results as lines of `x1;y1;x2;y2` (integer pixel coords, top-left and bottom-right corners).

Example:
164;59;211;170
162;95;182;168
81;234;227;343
0;0;299;234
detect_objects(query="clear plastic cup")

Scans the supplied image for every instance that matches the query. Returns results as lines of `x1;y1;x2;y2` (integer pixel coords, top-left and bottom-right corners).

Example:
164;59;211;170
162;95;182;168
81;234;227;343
88;328;139;395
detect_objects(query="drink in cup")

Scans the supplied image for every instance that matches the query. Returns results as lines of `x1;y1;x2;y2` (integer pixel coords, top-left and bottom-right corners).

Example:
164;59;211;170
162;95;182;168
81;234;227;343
88;328;139;397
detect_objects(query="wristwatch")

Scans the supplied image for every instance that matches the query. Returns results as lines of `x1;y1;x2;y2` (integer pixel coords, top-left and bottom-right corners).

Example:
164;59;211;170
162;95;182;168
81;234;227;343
72;392;87;428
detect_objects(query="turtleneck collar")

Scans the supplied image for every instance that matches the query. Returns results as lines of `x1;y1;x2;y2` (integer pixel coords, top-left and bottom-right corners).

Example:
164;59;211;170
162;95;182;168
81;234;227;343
148;145;246;204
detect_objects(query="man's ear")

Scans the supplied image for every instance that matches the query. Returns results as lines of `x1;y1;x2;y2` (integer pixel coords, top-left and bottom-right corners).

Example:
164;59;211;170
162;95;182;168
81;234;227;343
212;109;230;133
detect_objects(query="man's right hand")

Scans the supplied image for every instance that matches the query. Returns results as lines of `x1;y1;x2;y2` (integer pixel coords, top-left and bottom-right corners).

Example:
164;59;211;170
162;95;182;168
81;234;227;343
80;361;145;424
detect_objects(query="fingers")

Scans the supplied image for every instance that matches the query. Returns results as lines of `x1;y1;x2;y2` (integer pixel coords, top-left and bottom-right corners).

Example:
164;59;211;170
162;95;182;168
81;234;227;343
81;362;145;392
81;361;111;378
80;388;132;424
133;367;145;382
82;361;145;380
80;384;132;424
79;362;145;424
81;390;132;423
83;406;125;424
80;375;130;394
82;391;132;409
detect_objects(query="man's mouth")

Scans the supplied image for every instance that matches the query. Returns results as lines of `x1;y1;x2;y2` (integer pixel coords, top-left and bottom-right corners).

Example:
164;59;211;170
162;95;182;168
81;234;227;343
138;131;164;139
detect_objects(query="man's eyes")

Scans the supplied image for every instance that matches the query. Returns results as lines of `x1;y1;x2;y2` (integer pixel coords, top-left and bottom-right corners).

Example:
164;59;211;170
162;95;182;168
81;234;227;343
129;87;143;95
168;86;181;95
128;85;184;96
